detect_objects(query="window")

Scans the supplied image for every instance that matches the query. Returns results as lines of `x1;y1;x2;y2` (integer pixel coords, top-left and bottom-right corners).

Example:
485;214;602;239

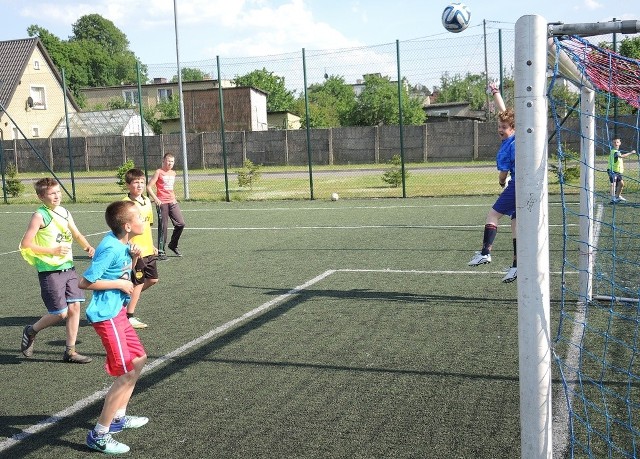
33;60;40;70
123;90;139;105
158;88;173;102
30;86;46;109
32;126;40;138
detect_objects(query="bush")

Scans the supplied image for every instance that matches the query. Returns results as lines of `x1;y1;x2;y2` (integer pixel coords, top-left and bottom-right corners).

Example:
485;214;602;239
116;159;135;191
382;154;409;187
237;159;262;189
4;162;25;197
549;148;580;184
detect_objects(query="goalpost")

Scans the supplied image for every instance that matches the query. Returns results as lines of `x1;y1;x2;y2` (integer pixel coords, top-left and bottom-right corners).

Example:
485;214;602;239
516;15;640;458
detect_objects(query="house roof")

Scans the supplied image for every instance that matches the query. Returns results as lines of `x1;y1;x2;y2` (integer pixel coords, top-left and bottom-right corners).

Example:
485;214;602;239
0;37;79;110
50;109;154;138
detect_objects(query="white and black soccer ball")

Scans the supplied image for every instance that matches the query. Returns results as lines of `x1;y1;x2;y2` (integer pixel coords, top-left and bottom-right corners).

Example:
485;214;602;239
331;192;339;201
442;3;471;33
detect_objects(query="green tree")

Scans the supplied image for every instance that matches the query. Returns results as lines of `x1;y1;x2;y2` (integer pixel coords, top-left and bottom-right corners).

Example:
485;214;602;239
436;72;487;110
171;67;209;82
143;96;180;134
345;74;424;126
233;68;296;112
27;14;146;102
619;37;640;60
298;75;356;128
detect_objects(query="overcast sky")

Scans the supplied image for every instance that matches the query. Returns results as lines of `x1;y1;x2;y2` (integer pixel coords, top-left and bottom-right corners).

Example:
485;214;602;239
1;0;639;66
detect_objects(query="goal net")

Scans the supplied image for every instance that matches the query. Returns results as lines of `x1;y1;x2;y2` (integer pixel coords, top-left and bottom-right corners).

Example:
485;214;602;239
549;34;640;458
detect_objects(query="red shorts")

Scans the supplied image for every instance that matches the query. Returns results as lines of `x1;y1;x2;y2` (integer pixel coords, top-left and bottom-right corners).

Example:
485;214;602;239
92;307;146;377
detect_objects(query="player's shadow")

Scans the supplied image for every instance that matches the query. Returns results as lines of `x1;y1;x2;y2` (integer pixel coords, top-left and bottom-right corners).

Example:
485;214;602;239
231;284;516;306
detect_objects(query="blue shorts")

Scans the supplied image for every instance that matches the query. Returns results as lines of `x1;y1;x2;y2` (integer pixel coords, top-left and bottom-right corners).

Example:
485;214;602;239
37;267;85;314
493;181;516;219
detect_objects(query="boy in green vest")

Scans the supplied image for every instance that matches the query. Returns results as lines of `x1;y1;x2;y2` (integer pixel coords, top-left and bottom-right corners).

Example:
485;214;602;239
19;178;95;363
608;137;637;203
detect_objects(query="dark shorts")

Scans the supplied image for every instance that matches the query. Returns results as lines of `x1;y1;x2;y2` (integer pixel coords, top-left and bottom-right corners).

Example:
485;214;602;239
608;170;622;183
492;181;516;219
37;267;85;314
132;254;159;286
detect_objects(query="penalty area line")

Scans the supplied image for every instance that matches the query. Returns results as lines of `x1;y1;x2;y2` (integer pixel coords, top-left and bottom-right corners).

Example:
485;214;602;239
0;269;336;453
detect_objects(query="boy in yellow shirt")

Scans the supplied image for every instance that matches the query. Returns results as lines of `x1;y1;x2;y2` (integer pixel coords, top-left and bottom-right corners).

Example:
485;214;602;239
123;168;159;328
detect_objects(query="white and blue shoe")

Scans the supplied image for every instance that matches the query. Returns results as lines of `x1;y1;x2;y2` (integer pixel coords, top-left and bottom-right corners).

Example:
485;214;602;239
86;430;130;454
109;415;149;433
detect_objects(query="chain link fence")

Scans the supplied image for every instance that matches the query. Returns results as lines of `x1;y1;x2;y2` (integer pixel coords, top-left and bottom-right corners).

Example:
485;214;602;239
1;27;522;203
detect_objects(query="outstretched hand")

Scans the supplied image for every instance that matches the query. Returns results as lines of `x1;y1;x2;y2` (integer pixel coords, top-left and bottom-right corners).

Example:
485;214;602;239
486;81;500;96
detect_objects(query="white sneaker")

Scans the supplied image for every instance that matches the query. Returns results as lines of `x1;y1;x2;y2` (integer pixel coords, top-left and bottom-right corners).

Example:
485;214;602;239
618;195;627;202
128;317;148;329
502;267;517;283
468;252;491;266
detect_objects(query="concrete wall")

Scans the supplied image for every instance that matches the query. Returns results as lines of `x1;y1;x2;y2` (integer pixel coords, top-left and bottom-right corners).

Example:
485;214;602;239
5;116;637;173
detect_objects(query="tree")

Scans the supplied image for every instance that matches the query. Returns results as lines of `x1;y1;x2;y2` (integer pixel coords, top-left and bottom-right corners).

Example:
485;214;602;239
619;37;640;60
601;36;640;60
27;14;146;103
299;75;356;128
436;72;487;110
171;67;209;82
233;68;296;112
345;74;425;126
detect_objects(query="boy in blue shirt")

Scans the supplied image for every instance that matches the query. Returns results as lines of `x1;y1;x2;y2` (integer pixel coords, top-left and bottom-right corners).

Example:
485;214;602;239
79;200;149;454
468;82;518;283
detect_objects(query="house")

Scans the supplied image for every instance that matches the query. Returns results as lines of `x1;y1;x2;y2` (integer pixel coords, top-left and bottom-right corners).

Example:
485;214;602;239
49;109;154;138
80;78;236;110
81;79;268;133
267;111;301;130
0;37;79;140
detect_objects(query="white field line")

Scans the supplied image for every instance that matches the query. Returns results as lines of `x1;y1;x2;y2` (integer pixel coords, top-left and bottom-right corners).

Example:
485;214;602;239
0;265;576;452
551;203;604;458
185;223;573;231
0;269;337;452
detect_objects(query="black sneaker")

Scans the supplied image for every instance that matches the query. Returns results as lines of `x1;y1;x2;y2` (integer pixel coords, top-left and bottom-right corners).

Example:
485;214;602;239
158;251;168;261
168;245;182;257
21;325;36;357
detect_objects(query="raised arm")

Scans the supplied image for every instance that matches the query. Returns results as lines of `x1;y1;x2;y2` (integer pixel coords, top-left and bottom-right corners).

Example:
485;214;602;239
488;81;507;113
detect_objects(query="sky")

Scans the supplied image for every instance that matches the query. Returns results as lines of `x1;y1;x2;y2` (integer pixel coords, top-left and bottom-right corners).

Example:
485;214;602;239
2;0;639;67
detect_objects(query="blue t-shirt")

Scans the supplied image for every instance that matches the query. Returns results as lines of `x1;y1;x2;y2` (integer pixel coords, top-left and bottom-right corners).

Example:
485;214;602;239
496;135;516;181
83;232;133;323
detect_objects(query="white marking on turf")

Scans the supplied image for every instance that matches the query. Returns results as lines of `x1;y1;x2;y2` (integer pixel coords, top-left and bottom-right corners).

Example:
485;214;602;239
0;269;336;452
0;266;574;452
552;203;604;458
185;223;572;231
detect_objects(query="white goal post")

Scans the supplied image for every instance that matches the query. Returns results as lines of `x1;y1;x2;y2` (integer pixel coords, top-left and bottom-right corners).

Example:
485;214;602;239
514;15;552;459
516;15;640;459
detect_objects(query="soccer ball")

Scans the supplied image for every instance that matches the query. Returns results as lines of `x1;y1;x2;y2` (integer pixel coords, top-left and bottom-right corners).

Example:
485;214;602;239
442;3;471;33
331;192;339;201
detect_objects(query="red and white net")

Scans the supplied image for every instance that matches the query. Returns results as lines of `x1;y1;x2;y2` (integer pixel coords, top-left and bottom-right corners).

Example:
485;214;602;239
554;35;640;108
